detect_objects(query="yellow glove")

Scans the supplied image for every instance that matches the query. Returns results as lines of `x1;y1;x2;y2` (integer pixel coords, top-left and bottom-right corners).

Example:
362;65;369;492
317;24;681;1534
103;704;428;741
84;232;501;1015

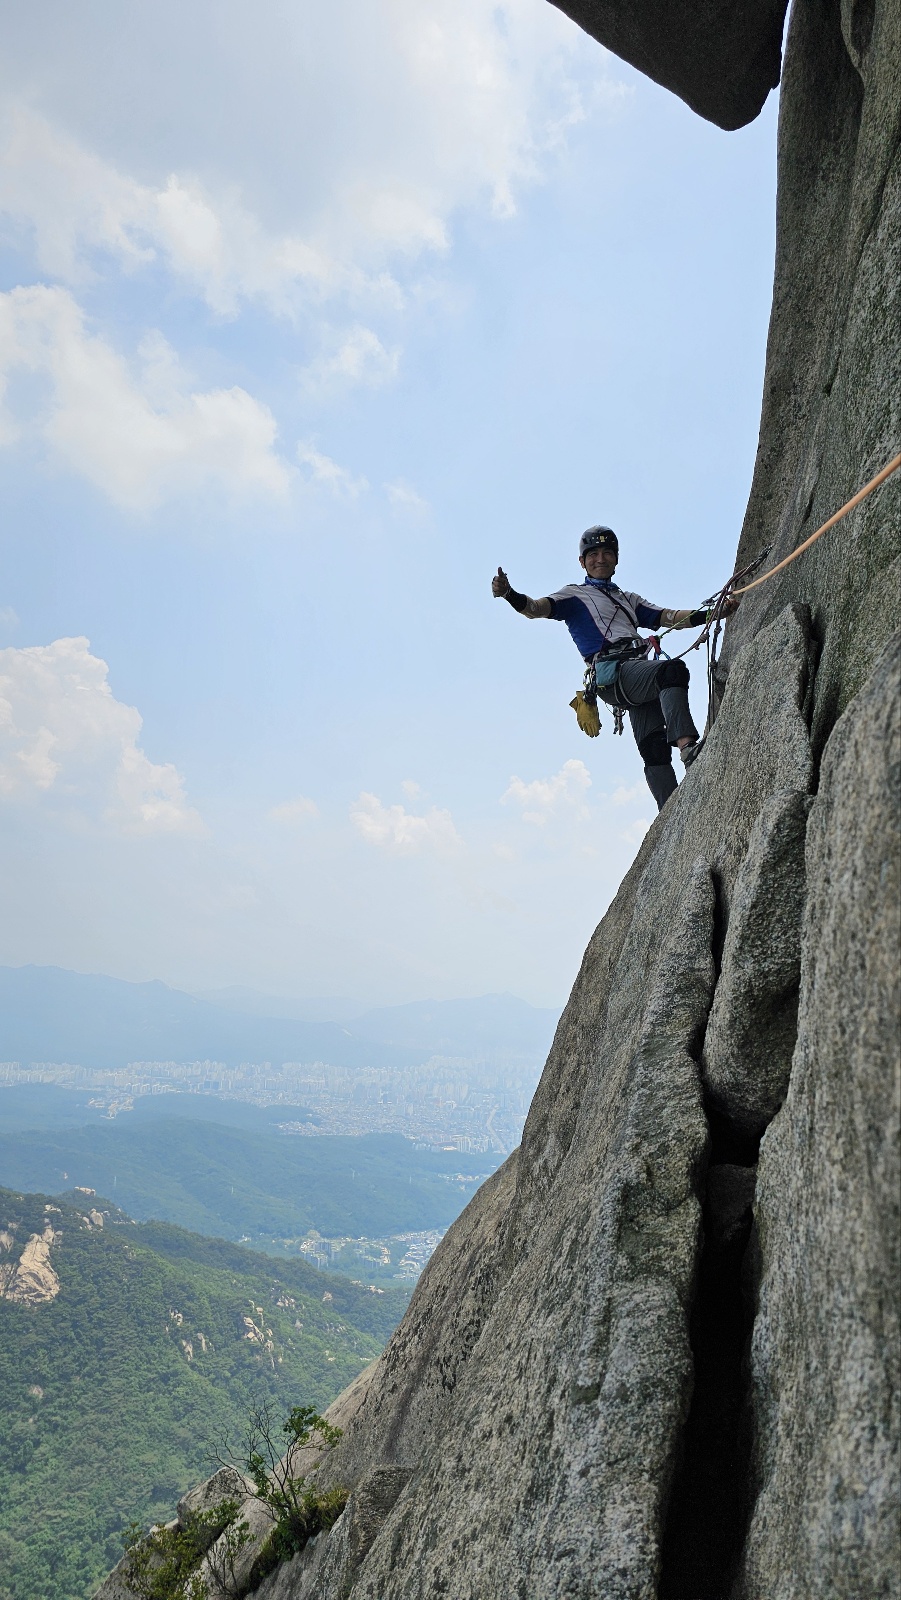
569;691;601;737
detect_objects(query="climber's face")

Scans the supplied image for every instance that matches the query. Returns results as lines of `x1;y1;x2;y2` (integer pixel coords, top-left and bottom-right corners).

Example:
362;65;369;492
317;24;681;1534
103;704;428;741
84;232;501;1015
581;545;618;580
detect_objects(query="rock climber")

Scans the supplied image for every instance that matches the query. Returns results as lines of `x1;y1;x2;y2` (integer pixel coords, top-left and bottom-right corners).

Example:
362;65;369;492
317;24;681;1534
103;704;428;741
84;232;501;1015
491;525;738;811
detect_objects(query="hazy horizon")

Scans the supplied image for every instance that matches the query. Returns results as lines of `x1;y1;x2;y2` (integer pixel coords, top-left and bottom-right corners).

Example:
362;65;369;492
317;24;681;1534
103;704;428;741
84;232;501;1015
0;959;560;1017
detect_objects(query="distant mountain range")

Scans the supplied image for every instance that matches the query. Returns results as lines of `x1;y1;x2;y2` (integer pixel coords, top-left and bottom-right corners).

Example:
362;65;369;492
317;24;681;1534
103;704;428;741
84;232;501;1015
192;986;369;1025
0;966;559;1073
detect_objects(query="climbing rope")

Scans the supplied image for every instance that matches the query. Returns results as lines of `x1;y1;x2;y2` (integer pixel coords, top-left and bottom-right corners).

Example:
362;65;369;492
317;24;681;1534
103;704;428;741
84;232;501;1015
730;451;901;598
569;453;900;743
660;451;901;727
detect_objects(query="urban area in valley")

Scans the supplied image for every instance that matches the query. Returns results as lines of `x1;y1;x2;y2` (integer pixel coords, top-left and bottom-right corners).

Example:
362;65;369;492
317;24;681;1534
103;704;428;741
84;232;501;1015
0;1055;542;1280
0;1055;538;1153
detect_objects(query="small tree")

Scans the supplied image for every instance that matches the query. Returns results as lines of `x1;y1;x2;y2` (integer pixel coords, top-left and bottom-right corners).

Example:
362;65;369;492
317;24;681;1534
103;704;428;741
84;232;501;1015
121;1403;346;1600
202;1509;254;1598
212;1401;347;1584
122;1500;248;1600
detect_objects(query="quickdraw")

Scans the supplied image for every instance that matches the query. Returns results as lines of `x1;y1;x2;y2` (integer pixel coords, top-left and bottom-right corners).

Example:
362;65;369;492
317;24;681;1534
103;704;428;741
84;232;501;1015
659;450;901;727
650;546;772;732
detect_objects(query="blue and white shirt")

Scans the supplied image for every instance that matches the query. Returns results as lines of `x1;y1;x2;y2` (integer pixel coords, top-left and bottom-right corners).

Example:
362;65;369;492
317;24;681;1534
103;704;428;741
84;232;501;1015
547;577;663;660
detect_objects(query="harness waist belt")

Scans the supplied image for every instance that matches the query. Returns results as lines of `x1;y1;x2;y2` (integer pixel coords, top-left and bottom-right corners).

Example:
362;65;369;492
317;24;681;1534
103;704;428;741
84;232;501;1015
592;638;648;687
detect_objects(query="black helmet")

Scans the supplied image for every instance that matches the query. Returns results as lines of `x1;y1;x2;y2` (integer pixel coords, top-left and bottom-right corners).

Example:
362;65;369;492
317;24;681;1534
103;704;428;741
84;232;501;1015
579;525;618;557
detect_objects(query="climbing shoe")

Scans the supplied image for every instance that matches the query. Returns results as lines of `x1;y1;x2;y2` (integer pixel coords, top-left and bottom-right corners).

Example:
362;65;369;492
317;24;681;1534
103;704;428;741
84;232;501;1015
680;738;704;768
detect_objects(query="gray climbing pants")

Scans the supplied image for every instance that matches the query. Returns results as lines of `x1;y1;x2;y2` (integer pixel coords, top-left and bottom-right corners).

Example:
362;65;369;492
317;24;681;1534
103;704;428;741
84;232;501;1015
599;656;699;812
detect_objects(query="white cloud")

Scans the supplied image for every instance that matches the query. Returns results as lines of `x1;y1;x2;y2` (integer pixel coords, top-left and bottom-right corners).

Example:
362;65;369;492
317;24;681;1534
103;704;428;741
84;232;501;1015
0;106;353;318
300;327;400;396
269;796;319;824
611;781;649;807
0;636;203;834
385;479;429;515
501;758;592;825
0;285;290;510
296;442;368;499
0;3;601;315
0;4;609;493
350;791;461;854
620;816;653;845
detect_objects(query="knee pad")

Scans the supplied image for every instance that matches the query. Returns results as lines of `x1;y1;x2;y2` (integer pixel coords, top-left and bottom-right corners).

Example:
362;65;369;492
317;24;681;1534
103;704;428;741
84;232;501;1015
638;730;672;768
657;658;690;690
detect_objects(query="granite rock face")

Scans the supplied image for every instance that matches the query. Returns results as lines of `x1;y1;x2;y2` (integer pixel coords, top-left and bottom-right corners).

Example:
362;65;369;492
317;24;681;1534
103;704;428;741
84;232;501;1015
244;629;895;1600
548;0;787;129
233;604;818;1600
737;634;900;1599
252;1465;413;1600
346;858;715;1599
718;0;901;746
96;1;899;1596
177;1467;254;1534
702;788;813;1141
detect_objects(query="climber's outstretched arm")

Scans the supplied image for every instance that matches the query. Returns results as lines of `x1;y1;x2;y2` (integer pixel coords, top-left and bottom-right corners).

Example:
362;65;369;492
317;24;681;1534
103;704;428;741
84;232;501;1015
660;596;739;629
491;567;552;619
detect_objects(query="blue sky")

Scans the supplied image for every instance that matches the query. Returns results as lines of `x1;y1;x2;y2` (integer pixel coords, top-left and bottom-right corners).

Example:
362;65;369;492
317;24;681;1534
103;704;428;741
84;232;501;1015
0;0;778;1007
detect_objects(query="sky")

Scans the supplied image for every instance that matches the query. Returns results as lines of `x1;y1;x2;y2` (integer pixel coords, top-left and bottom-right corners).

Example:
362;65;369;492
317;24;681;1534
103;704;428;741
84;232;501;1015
0;0;779;1009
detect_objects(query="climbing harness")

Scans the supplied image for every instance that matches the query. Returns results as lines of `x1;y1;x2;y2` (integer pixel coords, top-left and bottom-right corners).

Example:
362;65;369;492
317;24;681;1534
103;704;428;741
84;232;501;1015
567;451;901;742
569;615;651;735
570;636;655;736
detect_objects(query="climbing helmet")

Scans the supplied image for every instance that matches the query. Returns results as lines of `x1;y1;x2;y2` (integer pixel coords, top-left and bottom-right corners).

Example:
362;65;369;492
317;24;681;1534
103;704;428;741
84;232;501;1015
579;525;618;557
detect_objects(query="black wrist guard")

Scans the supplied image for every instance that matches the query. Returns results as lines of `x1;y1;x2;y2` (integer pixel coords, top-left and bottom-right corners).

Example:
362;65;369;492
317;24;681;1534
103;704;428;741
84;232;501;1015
688;606;708;627
505;588;528;613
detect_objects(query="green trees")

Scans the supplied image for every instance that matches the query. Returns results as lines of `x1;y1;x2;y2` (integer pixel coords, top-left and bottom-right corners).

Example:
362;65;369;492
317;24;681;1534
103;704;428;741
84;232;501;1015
0;1187;403;1600
218;1403;348;1584
122;1405;347;1599
122;1502;246;1600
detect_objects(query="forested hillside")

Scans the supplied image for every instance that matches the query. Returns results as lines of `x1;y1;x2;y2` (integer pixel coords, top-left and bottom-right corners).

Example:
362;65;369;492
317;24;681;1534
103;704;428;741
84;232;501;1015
0;1109;493;1242
0;1187;409;1600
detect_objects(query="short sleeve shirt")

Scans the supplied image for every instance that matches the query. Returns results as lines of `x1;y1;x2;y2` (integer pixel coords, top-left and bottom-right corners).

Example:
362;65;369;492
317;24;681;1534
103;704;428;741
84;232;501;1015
547;578;663;660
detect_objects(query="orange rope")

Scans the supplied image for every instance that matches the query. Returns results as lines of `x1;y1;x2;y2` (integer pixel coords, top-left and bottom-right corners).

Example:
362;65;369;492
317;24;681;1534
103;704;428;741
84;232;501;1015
731;451;901;597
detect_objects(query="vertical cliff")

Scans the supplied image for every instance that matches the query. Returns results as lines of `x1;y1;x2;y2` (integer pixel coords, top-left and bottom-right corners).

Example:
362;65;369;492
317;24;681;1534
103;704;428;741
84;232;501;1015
97;1;899;1595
